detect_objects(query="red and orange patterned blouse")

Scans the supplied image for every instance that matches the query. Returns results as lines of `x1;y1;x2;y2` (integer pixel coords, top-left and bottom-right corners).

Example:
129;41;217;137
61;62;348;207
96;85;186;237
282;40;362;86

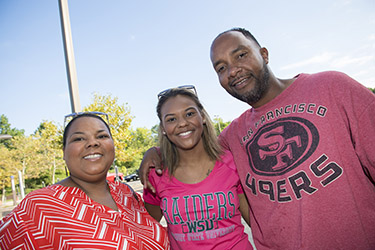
0;182;169;249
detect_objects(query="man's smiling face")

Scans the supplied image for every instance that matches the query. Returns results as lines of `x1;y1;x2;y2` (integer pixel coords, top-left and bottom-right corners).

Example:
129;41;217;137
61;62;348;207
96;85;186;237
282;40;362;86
210;31;270;107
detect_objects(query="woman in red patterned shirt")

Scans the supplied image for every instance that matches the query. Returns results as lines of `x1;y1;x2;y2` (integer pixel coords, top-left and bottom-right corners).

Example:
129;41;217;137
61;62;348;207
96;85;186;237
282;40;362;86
0;112;170;250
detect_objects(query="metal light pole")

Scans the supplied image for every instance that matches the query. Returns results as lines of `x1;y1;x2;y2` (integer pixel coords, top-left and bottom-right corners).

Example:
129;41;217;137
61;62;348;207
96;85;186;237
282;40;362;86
18;170;25;199
58;0;81;113
10;176;17;206
114;165;120;182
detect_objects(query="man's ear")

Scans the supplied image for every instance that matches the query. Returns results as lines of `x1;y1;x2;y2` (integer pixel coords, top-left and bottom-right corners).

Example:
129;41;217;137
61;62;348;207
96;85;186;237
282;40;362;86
260;47;269;64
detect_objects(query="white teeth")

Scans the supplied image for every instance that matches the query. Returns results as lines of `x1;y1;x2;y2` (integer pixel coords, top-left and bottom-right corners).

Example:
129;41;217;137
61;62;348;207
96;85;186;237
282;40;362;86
235;78;248;86
84;154;102;159
179;131;192;136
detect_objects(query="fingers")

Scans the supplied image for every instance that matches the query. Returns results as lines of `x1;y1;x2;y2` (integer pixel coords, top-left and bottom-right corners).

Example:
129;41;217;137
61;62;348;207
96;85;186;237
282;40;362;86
152;159;163;175
139;160;150;185
139;166;156;193
145;179;156;193
139;147;155;184
139;147;162;193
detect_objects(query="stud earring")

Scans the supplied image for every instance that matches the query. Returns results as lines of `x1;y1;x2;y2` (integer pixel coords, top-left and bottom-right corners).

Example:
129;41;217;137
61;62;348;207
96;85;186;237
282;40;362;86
162;131;166;135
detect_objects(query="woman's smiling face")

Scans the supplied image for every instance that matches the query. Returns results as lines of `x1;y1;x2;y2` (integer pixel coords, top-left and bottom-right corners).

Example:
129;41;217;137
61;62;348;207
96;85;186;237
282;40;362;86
63;116;115;183
161;94;205;151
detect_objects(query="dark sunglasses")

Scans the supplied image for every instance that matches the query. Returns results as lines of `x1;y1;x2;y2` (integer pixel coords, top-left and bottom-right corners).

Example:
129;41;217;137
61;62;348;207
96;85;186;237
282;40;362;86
157;85;197;99
63;111;109;128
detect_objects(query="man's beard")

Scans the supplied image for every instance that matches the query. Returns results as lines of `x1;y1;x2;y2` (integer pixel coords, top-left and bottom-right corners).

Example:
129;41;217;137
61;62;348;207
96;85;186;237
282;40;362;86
230;61;270;105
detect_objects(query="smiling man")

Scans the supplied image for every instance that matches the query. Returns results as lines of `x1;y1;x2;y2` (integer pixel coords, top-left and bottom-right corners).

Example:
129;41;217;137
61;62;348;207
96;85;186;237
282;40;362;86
209;28;375;249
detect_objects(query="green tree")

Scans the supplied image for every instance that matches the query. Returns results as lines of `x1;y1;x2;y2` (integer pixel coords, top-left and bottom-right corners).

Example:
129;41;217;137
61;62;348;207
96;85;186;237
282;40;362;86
10;135;40;188
124;127;157;174
150;124;160;145
33;121;65;185
0;144;18;198
212;116;231;136
5;121;65;193
0;115;31;195
0;114;24;148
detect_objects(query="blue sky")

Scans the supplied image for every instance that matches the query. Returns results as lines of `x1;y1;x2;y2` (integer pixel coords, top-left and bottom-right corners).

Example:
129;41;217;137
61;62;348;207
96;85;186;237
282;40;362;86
1;0;374;136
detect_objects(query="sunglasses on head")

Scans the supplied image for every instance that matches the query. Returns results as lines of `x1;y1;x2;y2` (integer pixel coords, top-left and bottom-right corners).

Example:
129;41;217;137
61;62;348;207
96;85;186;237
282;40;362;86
157;85;197;99
63;111;109;128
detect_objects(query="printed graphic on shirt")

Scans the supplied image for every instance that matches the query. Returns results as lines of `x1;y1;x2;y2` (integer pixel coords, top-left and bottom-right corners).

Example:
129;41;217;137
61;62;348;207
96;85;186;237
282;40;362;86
241;103;327;145
243;113;343;203
247;117;319;176
161;191;237;242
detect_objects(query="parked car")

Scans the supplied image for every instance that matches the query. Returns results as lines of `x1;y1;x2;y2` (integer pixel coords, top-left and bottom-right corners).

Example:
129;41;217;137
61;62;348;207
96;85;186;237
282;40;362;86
124;171;139;182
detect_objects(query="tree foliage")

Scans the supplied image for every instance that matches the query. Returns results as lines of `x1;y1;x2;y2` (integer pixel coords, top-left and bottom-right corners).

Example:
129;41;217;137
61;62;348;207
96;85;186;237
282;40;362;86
124;127;157;173
0;144;18;190
1;120;66;194
212;116;231;136
0;114;24;148
33;121;65;184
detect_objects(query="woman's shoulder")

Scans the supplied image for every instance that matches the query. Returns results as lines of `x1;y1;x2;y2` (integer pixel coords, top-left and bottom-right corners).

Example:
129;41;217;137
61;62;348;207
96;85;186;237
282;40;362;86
21;184;62;199
109;181;141;199
23;185;88;206
2;185;73;220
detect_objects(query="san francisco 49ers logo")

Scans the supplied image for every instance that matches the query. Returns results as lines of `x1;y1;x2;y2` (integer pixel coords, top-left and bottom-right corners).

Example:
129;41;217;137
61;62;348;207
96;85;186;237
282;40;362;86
247;117;319;176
